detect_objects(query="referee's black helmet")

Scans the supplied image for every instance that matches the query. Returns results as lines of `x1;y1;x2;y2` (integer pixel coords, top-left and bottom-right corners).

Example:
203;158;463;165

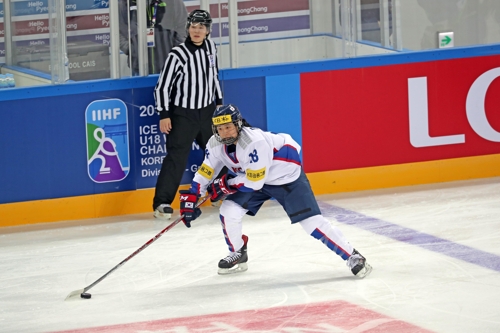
186;9;212;33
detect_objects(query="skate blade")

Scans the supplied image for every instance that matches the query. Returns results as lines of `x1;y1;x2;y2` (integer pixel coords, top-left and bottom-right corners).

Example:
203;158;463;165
355;263;373;279
153;211;172;220
218;262;248;275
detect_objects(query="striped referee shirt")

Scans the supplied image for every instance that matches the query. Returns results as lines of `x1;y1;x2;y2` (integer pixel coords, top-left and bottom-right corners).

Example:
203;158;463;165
154;37;223;118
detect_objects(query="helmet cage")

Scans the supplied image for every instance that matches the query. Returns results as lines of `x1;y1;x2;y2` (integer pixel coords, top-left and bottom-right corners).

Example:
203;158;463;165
212;105;243;145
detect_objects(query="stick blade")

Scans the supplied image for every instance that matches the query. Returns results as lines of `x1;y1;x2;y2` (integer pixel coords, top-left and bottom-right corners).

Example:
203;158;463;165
65;288;85;301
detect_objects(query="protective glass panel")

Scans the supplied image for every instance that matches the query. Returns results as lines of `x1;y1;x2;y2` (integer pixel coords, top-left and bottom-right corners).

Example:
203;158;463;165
1;0;499;87
213;0;500;66
0;0;111;85
190;0;313;69
9;0;111;81
64;0;111;80
0;1;4;64
118;0;191;76
401;0;500;50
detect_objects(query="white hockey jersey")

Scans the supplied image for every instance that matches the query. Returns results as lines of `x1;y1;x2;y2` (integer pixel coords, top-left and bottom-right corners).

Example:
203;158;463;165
191;127;302;195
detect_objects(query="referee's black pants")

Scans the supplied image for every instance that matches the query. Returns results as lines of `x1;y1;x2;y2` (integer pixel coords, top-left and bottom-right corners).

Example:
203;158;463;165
153;103;215;210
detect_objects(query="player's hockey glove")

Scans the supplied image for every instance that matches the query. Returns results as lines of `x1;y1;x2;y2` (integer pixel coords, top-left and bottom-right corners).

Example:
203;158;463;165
179;190;201;228
210;174;237;202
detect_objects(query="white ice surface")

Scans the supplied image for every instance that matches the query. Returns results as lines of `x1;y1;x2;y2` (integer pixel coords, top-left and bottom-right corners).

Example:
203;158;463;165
1;177;500;333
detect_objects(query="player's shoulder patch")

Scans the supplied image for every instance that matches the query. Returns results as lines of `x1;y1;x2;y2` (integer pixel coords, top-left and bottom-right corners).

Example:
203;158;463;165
237;128;255;149
208;136;223;149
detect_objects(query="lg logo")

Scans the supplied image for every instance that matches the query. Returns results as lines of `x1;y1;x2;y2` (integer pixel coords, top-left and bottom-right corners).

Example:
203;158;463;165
408;67;500;147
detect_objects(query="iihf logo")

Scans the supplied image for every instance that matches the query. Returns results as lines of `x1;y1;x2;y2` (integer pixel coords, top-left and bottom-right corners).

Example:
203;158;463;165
85;99;130;183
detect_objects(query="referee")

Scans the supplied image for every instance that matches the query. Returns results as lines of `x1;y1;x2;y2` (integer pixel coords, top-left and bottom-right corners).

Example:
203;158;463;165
153;9;223;219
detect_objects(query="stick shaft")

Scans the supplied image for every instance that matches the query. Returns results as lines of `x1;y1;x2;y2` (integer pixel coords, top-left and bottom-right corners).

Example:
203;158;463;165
81;196;208;293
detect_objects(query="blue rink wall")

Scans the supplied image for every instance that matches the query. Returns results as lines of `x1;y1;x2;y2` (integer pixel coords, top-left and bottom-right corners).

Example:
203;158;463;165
0;73;283;226
0;73;302;209
1;43;500;226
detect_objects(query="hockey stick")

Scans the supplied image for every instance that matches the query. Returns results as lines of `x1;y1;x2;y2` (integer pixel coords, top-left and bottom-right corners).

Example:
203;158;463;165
65;195;209;301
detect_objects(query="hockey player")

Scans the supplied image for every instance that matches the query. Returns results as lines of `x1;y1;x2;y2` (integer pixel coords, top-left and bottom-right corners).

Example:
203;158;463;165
178;104;372;278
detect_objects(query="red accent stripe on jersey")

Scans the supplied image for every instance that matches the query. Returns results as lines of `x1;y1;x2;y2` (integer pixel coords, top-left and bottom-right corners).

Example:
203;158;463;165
220;214;235;252
312;228;350;260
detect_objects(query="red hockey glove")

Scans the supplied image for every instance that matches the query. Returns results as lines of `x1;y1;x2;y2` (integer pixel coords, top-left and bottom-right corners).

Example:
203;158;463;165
209;174;237;202
179;190;201;228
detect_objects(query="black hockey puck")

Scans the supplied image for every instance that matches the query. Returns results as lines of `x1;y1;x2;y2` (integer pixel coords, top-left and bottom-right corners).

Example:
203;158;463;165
81;293;92;299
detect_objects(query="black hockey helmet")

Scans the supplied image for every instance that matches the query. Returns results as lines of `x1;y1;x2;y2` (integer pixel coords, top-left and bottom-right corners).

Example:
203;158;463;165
212;104;243;145
186;9;212;34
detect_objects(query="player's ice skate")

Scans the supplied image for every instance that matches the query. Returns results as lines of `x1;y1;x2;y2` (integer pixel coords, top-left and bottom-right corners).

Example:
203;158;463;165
347;249;372;278
154;204;173;220
218;235;248;275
